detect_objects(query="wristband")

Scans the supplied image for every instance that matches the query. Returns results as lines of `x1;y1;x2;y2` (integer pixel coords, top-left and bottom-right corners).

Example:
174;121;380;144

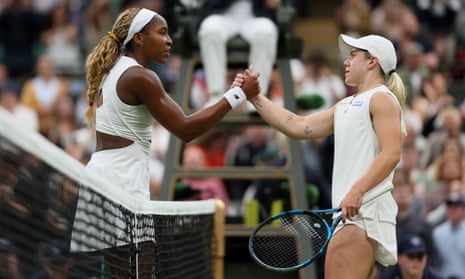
223;87;246;109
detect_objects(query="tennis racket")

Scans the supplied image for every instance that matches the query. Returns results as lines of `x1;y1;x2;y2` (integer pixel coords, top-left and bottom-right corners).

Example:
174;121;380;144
248;189;390;272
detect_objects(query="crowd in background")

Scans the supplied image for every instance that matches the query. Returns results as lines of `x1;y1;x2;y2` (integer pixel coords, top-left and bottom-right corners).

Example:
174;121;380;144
1;0;465;278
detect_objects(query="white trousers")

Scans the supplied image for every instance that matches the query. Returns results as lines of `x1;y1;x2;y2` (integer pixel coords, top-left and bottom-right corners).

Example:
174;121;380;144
198;2;278;95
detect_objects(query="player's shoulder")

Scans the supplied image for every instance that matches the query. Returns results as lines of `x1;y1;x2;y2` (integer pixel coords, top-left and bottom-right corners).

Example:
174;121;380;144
370;90;401;111
122;65;160;85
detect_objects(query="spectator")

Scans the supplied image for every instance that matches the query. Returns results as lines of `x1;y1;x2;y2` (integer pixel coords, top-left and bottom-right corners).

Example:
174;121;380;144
399;110;431;196
0;82;39;132
40;1;84;77
370;0;410;42
20;54;69;136
392;167;438;266
397;41;432;107
432;193;465;279
380;234;444;279
180;144;231;212
296;49;346;112
197;0;279;105
81;0;114;56
421;153;464;225
397;10;438;71
226;125;286;216
335;0;372;37
47;95;80;149
0;159;30;239
452;25;465;80
194;127;231;167
31;0;57;15
0;63;20;92
419;106;465;170
425;134;465;178
0;238;22;279
0;0;47;79
30;239;85;279
415;0;461;69
0;150;44;277
45;175;80;241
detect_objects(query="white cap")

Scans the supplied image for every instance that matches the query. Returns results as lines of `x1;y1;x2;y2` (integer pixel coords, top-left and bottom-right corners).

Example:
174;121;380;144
338;34;397;75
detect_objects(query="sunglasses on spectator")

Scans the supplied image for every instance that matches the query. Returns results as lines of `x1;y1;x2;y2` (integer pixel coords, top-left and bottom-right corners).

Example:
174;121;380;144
406;252;425;261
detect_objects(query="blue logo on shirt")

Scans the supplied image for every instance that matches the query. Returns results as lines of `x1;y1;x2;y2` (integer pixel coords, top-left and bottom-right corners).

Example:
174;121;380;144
352;100;363;107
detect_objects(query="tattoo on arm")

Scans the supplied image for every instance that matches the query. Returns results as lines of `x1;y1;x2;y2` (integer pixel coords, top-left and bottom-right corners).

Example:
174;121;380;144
304;126;312;135
286;115;293;124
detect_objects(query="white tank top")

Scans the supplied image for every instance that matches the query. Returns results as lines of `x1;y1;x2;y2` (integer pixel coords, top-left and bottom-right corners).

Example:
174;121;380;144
96;56;153;154
332;85;402;207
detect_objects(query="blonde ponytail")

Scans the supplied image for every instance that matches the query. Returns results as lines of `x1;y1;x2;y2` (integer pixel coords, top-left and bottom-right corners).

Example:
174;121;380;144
386;72;407;136
386;72;406;109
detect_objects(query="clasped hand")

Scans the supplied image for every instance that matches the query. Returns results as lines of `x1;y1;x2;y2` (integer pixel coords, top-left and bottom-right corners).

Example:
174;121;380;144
231;65;261;100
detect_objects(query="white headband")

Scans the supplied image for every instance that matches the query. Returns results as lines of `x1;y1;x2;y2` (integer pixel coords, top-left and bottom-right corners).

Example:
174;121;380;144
123;8;157;46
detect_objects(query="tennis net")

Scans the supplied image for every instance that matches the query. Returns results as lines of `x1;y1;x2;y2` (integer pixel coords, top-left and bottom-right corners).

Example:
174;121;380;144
0;108;224;279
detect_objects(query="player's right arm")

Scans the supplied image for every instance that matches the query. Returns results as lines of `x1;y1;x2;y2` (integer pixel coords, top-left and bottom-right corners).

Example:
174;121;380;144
250;94;335;140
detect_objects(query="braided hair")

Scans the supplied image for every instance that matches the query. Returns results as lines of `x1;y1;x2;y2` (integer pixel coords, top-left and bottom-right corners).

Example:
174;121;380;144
83;7;141;127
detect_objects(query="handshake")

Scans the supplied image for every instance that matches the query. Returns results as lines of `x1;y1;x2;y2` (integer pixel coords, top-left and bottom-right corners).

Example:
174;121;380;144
223;66;261;109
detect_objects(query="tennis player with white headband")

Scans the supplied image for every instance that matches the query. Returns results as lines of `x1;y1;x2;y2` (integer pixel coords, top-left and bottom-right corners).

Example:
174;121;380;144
81;7;260;200
233;33;407;278
72;7;260;276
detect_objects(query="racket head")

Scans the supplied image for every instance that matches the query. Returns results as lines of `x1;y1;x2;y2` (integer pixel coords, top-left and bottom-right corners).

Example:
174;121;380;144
248;209;333;272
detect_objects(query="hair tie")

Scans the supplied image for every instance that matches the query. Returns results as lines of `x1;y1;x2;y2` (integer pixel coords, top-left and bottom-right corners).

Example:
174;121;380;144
88;101;94;107
388;69;395;76
108;31;120;44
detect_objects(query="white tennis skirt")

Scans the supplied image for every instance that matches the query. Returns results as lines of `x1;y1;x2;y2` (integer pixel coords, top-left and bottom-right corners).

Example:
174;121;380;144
334;192;398;266
85;142;151;200
70;143;150;252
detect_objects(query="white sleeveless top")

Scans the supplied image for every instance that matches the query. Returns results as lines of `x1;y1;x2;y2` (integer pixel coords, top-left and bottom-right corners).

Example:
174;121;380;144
96;56;153;154
332;85;403;207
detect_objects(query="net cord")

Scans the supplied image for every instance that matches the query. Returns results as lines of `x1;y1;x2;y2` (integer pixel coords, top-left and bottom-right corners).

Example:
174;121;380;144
0;108;215;215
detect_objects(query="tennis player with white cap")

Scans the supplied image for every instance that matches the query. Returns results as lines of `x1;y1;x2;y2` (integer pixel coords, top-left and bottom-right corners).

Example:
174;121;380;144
234;33;407;278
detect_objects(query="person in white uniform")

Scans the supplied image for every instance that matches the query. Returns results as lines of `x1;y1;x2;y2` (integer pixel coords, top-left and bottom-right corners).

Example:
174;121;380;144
197;0;279;104
234;33;406;278
82;7;260;201
71;7;260;277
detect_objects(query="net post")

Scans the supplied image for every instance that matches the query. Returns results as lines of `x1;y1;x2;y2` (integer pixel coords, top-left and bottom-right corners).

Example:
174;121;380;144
213;199;225;279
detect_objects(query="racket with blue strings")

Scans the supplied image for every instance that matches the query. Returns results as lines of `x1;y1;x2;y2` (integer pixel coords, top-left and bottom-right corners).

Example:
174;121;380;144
248;189;390;272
